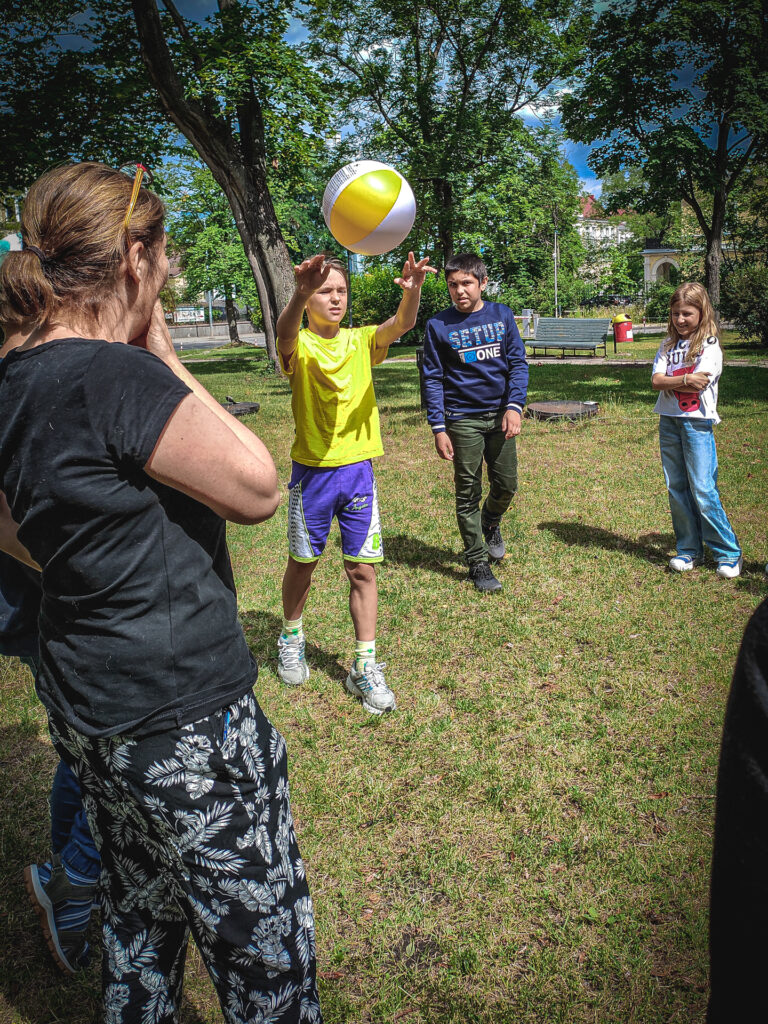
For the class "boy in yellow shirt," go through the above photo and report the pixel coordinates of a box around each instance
[277,251,434,713]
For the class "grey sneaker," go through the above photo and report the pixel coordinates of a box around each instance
[468,560,502,592]
[277,635,310,686]
[716,556,743,579]
[345,662,396,715]
[482,519,506,561]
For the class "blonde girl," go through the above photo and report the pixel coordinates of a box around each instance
[651,282,742,577]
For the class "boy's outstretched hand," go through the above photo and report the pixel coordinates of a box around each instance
[394,252,437,291]
[294,253,332,296]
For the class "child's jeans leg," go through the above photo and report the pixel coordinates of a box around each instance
[482,414,518,524]
[659,416,704,558]
[447,416,487,565]
[50,760,101,881]
[677,419,741,562]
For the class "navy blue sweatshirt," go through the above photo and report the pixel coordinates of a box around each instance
[422,300,529,432]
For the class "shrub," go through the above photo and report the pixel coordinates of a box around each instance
[721,264,768,346]
[644,282,676,321]
[349,266,448,342]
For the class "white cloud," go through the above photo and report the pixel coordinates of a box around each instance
[580,177,603,197]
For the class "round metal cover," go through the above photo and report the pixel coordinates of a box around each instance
[221,400,260,418]
[527,400,598,421]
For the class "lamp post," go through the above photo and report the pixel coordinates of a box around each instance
[552,203,560,318]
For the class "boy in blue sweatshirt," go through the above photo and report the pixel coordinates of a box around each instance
[423,254,528,592]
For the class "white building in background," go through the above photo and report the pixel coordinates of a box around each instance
[641,239,680,286]
[575,195,633,245]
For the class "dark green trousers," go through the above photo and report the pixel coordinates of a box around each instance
[446,412,518,565]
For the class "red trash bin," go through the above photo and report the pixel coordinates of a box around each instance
[612,314,633,344]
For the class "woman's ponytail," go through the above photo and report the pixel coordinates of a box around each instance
[0,247,56,327]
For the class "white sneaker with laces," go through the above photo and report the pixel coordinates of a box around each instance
[345,661,396,715]
[277,634,310,686]
[669,554,702,573]
[716,556,743,579]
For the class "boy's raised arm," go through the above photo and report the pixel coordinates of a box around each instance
[374,252,436,351]
[277,254,331,360]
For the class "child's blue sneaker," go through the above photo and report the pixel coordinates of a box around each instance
[669,554,702,573]
[24,854,98,973]
[716,556,743,579]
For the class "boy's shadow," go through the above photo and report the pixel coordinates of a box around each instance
[538,521,674,564]
[383,534,465,581]
[238,609,348,679]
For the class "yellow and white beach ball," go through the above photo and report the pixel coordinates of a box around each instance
[322,160,416,256]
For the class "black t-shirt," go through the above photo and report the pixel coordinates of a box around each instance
[0,338,256,737]
[0,550,41,659]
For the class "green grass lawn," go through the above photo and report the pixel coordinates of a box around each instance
[1,358,766,1023]
[602,330,768,364]
[381,330,768,365]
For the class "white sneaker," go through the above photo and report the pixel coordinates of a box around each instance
[277,635,309,686]
[669,554,702,572]
[345,662,396,715]
[716,556,743,579]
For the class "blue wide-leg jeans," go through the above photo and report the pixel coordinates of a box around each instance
[658,415,741,563]
[21,654,100,882]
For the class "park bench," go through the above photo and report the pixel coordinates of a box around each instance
[526,317,612,358]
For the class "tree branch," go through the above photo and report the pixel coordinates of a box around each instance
[131,0,234,167]
[680,170,710,240]
[726,136,757,193]
[331,49,412,146]
[160,0,203,73]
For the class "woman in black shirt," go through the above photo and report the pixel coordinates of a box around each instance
[0,163,321,1024]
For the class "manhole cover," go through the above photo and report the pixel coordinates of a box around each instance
[221,400,260,418]
[527,400,598,421]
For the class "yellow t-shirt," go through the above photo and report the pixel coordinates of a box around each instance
[280,325,387,467]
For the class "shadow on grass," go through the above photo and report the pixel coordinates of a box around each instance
[182,354,284,388]
[383,533,465,581]
[540,523,768,590]
[538,521,675,565]
[735,565,768,597]
[239,608,348,680]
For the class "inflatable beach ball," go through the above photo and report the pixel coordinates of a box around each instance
[322,161,416,256]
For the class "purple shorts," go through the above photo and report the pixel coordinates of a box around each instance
[287,460,383,563]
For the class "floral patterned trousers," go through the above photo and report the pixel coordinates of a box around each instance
[48,690,322,1024]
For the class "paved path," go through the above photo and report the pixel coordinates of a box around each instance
[176,335,767,370]
[382,356,768,368]
[173,335,264,352]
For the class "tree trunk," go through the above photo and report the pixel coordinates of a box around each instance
[704,178,729,315]
[130,0,293,371]
[704,189,726,315]
[433,177,454,266]
[224,289,240,346]
[211,163,293,369]
[704,238,722,316]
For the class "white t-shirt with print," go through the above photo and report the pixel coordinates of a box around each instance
[652,335,722,424]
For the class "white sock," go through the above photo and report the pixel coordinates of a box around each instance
[355,639,375,671]
[282,617,303,642]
